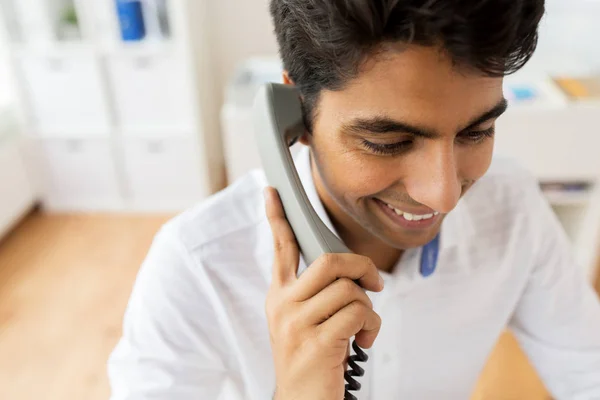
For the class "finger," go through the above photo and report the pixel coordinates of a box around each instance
[300,278,373,326]
[343,341,350,371]
[264,186,300,285]
[292,253,383,301]
[317,301,381,349]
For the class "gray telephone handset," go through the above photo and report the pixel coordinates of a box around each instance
[253,83,351,266]
[253,82,367,399]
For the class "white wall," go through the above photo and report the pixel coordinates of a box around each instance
[206,0,278,106]
[529,0,600,74]
[203,0,600,108]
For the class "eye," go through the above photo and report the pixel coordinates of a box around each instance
[361,139,413,155]
[458,126,495,144]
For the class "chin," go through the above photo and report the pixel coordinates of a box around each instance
[374,221,443,250]
[391,233,439,249]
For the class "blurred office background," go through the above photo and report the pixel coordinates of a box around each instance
[0,0,599,399]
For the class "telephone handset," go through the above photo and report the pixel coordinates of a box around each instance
[254,83,368,400]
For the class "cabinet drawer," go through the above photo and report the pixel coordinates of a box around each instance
[107,55,196,132]
[37,138,121,211]
[121,137,208,211]
[18,54,111,133]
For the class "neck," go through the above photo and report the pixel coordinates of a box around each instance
[309,152,403,274]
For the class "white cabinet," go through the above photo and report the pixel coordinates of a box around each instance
[0,135,36,239]
[0,0,222,212]
[496,105,600,181]
[11,0,84,44]
[17,52,111,135]
[121,136,207,211]
[77,0,119,46]
[36,137,122,211]
[11,0,55,43]
[107,54,196,134]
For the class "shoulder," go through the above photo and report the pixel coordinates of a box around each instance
[456,155,549,254]
[464,154,542,214]
[158,168,269,255]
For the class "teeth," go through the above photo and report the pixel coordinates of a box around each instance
[384,202,439,221]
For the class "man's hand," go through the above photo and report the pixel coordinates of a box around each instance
[263,187,384,400]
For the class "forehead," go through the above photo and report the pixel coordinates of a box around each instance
[317,45,504,130]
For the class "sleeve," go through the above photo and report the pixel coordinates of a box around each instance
[508,186,600,400]
[107,225,241,399]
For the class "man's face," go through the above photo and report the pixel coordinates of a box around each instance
[299,45,506,250]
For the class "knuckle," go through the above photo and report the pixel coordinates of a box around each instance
[374,311,382,326]
[369,308,382,324]
[349,300,368,319]
[265,289,288,322]
[273,239,286,254]
[280,315,302,338]
[274,237,294,254]
[360,255,377,270]
[318,252,339,268]
[336,278,356,296]
[336,279,372,308]
[315,326,334,348]
[265,294,279,321]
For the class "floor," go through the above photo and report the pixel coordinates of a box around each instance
[0,211,591,399]
[0,211,170,400]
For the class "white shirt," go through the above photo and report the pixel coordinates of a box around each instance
[107,146,600,400]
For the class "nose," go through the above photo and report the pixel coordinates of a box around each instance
[404,143,461,214]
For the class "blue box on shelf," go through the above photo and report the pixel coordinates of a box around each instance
[116,0,146,42]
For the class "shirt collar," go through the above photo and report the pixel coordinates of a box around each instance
[294,146,342,275]
[295,146,340,237]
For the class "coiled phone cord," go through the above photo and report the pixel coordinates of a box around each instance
[344,339,368,400]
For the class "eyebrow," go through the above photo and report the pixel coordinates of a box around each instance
[342,98,509,139]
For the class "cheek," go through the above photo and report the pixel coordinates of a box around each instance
[458,139,495,181]
[314,138,397,200]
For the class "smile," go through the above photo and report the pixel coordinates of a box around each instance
[382,202,439,221]
[373,198,441,230]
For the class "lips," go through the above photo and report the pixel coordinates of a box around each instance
[382,201,439,221]
[373,198,440,229]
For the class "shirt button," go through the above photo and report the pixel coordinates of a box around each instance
[383,354,392,364]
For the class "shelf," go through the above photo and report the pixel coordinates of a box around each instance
[544,190,593,206]
[102,39,177,58]
[2,0,176,58]
[541,180,595,206]
[10,41,97,58]
[27,127,110,139]
[503,76,570,111]
[116,125,197,139]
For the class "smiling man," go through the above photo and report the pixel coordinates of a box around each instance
[107,1,600,399]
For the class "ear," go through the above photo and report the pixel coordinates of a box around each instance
[282,71,310,146]
[282,70,294,85]
[298,132,311,146]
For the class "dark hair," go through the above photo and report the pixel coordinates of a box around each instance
[269,0,545,130]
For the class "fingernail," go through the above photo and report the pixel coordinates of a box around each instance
[378,274,385,289]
